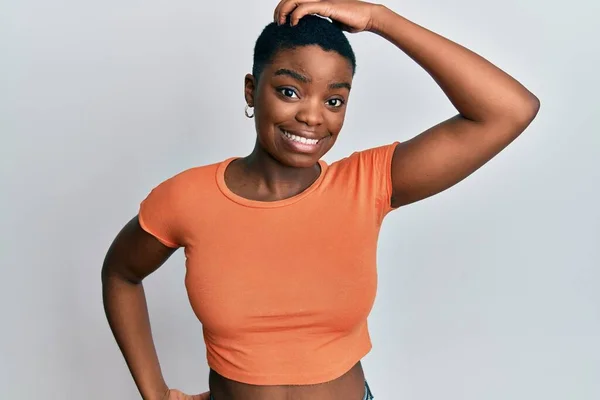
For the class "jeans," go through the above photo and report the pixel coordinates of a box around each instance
[363,380,374,399]
[208,380,374,399]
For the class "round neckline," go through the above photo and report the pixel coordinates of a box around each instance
[216,157,329,208]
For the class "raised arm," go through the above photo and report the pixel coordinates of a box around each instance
[102,216,177,400]
[370,6,540,207]
[274,0,540,208]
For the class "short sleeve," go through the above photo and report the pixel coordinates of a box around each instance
[355,141,400,220]
[138,176,183,248]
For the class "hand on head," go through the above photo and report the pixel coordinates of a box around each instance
[273,0,379,33]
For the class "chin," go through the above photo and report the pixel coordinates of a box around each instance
[274,151,322,169]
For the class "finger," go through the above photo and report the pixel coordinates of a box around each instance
[192,392,211,400]
[274,0,296,24]
[273,0,287,23]
[289,2,332,26]
[278,0,321,25]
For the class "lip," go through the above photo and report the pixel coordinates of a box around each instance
[280,127,327,141]
[279,127,326,154]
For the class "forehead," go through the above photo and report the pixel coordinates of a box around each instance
[266,45,353,82]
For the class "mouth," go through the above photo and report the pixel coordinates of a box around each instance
[280,128,325,145]
[279,128,326,154]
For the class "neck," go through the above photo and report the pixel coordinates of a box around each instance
[240,141,321,196]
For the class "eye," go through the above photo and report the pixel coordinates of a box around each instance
[327,98,345,108]
[278,87,298,98]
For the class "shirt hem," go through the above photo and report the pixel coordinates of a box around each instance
[207,342,372,386]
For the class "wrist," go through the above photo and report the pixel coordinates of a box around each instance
[368,4,401,36]
[143,384,169,400]
[368,4,390,34]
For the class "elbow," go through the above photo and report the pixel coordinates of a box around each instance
[493,91,540,130]
[526,92,541,120]
[515,91,541,127]
[480,91,540,129]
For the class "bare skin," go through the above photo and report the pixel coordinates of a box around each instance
[102,1,539,399]
[209,363,366,400]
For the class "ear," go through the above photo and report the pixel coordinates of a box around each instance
[244,74,256,107]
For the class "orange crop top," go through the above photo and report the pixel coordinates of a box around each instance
[138,142,399,385]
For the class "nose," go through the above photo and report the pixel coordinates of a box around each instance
[295,98,324,127]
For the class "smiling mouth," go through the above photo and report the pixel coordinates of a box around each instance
[280,129,322,145]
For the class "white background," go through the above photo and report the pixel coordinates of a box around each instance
[1,0,599,398]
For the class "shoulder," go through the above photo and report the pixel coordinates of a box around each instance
[324,143,400,217]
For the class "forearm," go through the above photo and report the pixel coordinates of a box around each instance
[371,5,539,124]
[102,273,168,400]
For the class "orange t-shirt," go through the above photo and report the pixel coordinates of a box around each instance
[138,142,399,385]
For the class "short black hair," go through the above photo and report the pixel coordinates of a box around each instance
[252,15,357,81]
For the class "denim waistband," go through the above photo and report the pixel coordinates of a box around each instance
[364,380,374,400]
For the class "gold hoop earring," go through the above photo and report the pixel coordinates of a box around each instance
[245,105,255,118]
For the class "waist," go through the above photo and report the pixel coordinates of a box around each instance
[208,361,371,400]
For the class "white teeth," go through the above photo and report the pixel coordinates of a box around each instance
[283,130,319,145]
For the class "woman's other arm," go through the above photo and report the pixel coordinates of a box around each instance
[369,6,540,207]
[102,216,177,400]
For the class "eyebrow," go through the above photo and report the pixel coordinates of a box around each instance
[329,82,352,91]
[274,68,352,91]
[274,68,309,83]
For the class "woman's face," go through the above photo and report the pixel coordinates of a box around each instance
[245,45,354,168]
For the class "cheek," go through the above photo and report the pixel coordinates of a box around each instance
[327,111,347,135]
[256,93,293,127]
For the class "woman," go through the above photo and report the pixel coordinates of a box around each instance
[102,1,540,399]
